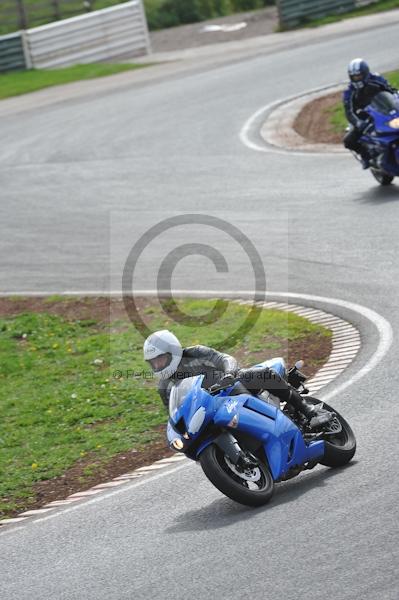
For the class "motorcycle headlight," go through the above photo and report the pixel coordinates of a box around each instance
[171,438,184,450]
[388,118,399,129]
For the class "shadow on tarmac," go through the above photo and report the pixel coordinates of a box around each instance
[356,184,398,205]
[166,462,357,533]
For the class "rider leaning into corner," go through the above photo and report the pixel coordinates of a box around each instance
[143,330,333,430]
[343,58,397,169]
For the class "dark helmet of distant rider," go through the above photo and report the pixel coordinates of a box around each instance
[348,58,370,90]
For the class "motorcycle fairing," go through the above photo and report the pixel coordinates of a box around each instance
[212,394,324,480]
[360,94,399,176]
[253,357,287,379]
[166,369,325,481]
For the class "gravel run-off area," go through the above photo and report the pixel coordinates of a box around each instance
[149,7,278,53]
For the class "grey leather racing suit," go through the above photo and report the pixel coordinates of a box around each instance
[157,345,304,414]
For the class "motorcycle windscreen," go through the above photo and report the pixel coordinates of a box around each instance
[369,91,399,115]
[169,376,201,419]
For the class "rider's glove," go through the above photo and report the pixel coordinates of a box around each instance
[357,119,370,132]
[218,373,235,387]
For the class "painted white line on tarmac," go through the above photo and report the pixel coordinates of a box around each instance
[0,290,267,297]
[269,291,393,403]
[0,461,192,536]
[238,83,345,156]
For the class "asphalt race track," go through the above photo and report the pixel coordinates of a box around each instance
[1,13,399,600]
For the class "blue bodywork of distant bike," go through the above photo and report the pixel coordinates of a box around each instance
[358,91,399,178]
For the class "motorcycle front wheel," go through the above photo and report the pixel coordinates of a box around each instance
[370,168,394,186]
[200,444,274,507]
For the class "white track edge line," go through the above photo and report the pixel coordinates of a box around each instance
[239,83,346,156]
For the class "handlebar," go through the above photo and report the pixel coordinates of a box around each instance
[209,377,238,395]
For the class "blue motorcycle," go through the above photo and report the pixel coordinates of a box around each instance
[357,90,399,185]
[167,358,356,507]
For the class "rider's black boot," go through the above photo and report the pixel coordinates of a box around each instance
[288,389,333,430]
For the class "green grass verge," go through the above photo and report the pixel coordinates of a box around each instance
[0,299,330,515]
[293,0,399,30]
[0,63,150,100]
[328,69,399,134]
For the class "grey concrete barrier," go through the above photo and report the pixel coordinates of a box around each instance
[24,0,150,70]
[355,0,379,6]
[277,0,356,28]
[0,31,28,72]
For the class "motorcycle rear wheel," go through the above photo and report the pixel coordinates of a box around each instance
[307,397,356,468]
[370,168,394,186]
[200,444,274,507]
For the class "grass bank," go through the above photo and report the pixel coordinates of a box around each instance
[0,296,331,517]
[0,63,149,100]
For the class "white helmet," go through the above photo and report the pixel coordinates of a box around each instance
[143,330,183,380]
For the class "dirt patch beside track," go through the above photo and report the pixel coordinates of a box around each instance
[149,7,278,53]
[293,90,344,144]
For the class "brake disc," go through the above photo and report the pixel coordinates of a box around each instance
[324,416,343,435]
[224,456,261,482]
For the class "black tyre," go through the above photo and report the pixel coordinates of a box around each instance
[199,444,274,507]
[307,397,356,468]
[371,168,394,186]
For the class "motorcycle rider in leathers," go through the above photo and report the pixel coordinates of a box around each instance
[143,329,332,430]
[343,58,397,169]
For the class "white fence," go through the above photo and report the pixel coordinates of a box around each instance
[25,0,150,69]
